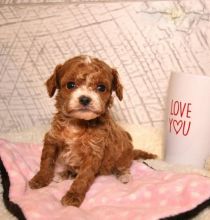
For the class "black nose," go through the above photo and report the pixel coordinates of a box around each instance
[79,95,91,106]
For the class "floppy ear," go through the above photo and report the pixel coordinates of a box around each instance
[112,69,123,101]
[45,64,63,97]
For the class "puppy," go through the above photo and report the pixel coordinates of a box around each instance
[29,55,157,207]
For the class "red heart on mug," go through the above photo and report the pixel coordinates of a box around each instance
[173,120,183,134]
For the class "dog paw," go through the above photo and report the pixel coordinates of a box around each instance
[117,173,131,184]
[53,175,64,183]
[53,170,75,183]
[61,192,84,207]
[29,173,52,189]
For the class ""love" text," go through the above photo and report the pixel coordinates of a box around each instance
[168,100,192,136]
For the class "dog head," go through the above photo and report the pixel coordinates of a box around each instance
[46,55,123,120]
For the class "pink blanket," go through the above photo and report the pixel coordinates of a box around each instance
[1,139,210,220]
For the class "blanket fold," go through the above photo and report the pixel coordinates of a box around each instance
[1,139,210,220]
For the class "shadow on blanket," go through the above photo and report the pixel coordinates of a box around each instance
[1,139,210,220]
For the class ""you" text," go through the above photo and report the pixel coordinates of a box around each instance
[168,100,192,136]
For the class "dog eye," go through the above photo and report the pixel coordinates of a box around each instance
[97,84,106,92]
[66,82,76,89]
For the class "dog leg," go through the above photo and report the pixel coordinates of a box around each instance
[116,169,131,184]
[115,147,133,184]
[61,156,101,207]
[29,142,57,189]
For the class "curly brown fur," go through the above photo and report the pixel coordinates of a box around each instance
[29,55,157,207]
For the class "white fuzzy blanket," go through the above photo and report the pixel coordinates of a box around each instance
[1,124,210,219]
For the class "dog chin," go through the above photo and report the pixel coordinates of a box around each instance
[70,110,99,120]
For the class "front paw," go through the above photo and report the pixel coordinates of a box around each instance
[29,172,52,189]
[117,173,131,184]
[61,192,84,207]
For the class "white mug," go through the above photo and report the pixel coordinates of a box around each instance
[165,72,210,168]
